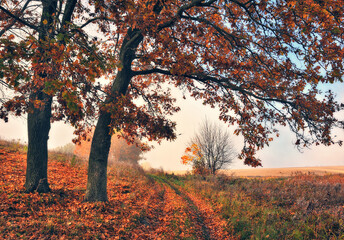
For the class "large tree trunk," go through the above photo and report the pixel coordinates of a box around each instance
[24,0,77,193]
[84,28,143,201]
[23,0,57,193]
[25,91,52,193]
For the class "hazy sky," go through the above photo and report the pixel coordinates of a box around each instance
[0,83,343,170]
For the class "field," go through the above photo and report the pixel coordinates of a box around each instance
[1,139,344,239]
[170,166,344,177]
[222,166,344,177]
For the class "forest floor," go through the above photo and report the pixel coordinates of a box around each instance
[0,140,230,239]
[1,139,344,239]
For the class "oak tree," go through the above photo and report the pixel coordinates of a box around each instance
[1,0,343,202]
[84,0,344,201]
[0,0,107,192]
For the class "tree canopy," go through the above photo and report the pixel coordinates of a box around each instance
[1,0,343,200]
[88,0,344,167]
[0,0,108,130]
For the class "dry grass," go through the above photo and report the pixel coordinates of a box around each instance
[222,166,344,177]
[179,173,344,239]
[170,166,344,177]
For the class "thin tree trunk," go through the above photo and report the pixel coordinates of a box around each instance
[84,111,112,201]
[84,28,143,201]
[25,91,52,192]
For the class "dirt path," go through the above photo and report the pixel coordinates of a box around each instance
[1,143,232,239]
[151,175,231,240]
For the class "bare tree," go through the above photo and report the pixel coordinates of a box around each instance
[191,119,236,175]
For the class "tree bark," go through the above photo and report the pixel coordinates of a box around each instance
[24,0,58,193]
[25,91,52,192]
[84,70,134,201]
[24,0,77,193]
[84,111,112,201]
[84,28,143,201]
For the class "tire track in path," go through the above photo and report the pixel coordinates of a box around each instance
[152,175,231,240]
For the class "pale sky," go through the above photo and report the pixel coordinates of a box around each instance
[0,83,343,171]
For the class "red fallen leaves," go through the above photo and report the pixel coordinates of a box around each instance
[0,142,232,239]
[180,188,231,240]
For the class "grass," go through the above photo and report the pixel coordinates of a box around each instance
[1,139,344,239]
[178,173,344,239]
[0,139,27,153]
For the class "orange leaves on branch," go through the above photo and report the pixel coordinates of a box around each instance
[181,155,192,165]
[181,143,210,175]
[181,143,202,165]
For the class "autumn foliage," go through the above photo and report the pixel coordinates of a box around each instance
[181,144,202,165]
[1,0,343,168]
[182,143,211,175]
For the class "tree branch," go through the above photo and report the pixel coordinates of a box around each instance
[61,0,77,27]
[0,3,39,32]
[157,0,211,31]
[76,16,118,29]
[132,67,294,106]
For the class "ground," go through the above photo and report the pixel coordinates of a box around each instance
[1,140,344,239]
[0,140,230,239]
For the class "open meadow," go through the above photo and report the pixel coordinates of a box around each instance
[170,166,344,178]
[1,140,344,239]
[221,166,344,177]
